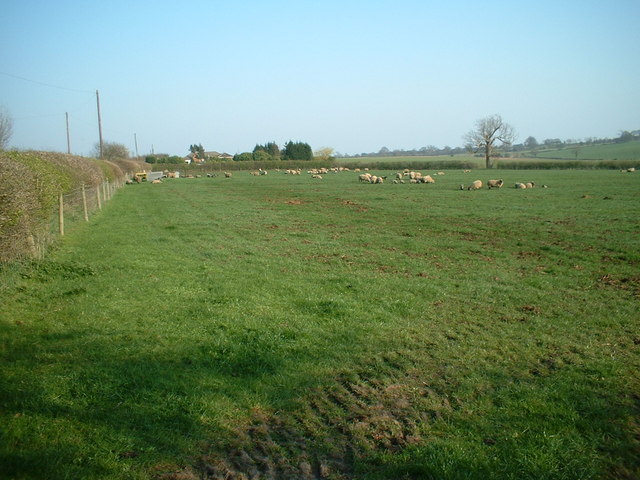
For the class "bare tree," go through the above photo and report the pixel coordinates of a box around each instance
[91,141,129,160]
[464,114,515,168]
[0,106,13,150]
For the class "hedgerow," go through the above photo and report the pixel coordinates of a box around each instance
[0,151,143,263]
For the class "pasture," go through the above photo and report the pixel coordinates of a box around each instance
[1,168,638,479]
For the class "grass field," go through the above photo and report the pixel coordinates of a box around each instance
[527,141,640,162]
[1,169,639,479]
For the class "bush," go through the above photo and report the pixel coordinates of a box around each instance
[252,150,273,162]
[234,152,254,162]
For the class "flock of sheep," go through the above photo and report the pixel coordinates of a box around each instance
[219,167,546,190]
[139,166,557,191]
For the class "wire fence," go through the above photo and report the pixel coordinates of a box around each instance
[28,178,126,259]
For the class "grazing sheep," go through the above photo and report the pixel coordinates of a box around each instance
[463,169,471,173]
[151,179,162,184]
[359,173,372,182]
[515,183,527,189]
[250,171,259,176]
[627,167,636,173]
[487,179,504,189]
[525,182,535,188]
[468,180,483,190]
[423,175,435,183]
[374,176,384,184]
[224,172,232,178]
[311,174,323,179]
[396,172,404,180]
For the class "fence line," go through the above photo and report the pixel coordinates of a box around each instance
[28,178,125,259]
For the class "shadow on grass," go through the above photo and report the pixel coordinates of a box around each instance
[0,322,307,479]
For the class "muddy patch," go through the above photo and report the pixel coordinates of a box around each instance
[159,354,451,479]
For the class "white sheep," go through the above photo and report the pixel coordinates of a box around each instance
[468,180,483,190]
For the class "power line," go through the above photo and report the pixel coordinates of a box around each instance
[0,71,93,94]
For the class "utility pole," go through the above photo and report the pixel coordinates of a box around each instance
[65,112,71,154]
[96,90,103,158]
[134,133,139,158]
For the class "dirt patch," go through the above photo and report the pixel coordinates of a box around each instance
[163,354,451,479]
[339,199,368,212]
[598,274,640,297]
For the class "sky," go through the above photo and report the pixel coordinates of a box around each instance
[1,0,639,157]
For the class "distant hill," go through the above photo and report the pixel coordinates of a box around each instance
[526,140,640,161]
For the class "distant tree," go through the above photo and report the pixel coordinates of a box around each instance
[252,150,272,162]
[189,143,205,159]
[617,131,634,143]
[314,147,335,162]
[544,138,563,147]
[464,115,515,168]
[0,106,13,150]
[254,141,280,158]
[233,152,253,161]
[282,141,313,161]
[524,136,539,149]
[378,146,390,156]
[92,141,129,160]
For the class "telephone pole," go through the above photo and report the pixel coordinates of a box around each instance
[65,112,71,154]
[134,133,139,158]
[96,90,103,158]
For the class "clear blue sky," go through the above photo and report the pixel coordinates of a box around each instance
[2,0,639,157]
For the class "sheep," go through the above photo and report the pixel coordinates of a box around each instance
[525,182,535,188]
[151,179,162,184]
[224,172,232,178]
[515,182,527,189]
[463,169,471,173]
[259,168,268,175]
[421,175,435,184]
[374,176,384,184]
[359,173,372,182]
[311,174,323,179]
[627,167,636,173]
[487,179,504,189]
[250,171,260,176]
[395,172,403,180]
[467,180,483,190]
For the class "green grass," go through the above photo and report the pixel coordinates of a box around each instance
[1,169,639,479]
[529,140,640,161]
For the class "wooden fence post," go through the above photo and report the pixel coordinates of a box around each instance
[58,193,64,236]
[97,184,102,210]
[82,184,89,221]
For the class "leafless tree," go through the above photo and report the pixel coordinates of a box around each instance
[464,114,515,168]
[91,141,129,160]
[0,106,13,150]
